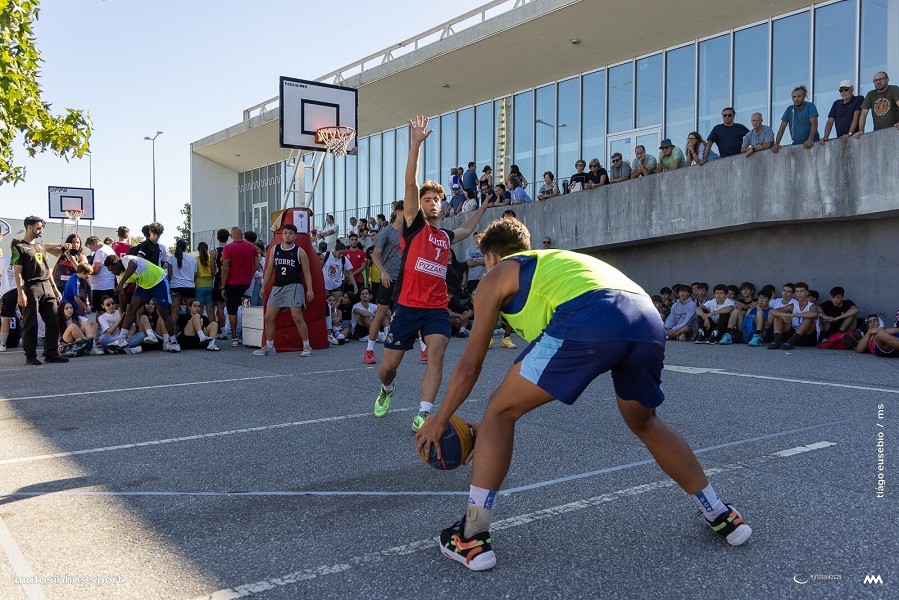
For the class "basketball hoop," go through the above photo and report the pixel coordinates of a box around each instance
[0,218,10,240]
[315,126,356,156]
[64,209,83,223]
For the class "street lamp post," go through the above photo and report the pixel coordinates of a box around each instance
[535,119,567,178]
[144,131,163,222]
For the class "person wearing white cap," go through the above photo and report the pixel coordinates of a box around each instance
[821,80,864,143]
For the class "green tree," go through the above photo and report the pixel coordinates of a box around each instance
[0,0,92,184]
[176,202,191,244]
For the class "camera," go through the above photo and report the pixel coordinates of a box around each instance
[69,248,79,256]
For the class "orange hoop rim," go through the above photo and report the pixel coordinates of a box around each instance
[64,209,84,222]
[315,126,356,156]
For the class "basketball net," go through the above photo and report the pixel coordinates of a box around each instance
[315,126,356,156]
[64,210,83,235]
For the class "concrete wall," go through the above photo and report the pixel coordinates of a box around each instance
[190,153,238,248]
[445,128,899,320]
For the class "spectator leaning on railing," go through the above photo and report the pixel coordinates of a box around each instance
[741,113,775,156]
[774,85,819,153]
[854,71,899,137]
[821,80,864,143]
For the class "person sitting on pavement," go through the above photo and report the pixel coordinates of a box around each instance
[694,284,735,344]
[97,295,144,354]
[176,299,220,351]
[847,314,899,357]
[766,281,818,350]
[664,284,697,341]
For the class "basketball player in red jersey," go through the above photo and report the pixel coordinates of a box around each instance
[374,115,488,431]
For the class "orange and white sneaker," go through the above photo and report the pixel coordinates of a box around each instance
[439,518,496,571]
[501,336,517,349]
[363,349,376,364]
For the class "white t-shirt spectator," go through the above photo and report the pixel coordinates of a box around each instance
[351,301,375,329]
[321,224,339,252]
[769,297,799,310]
[703,298,735,322]
[321,252,348,291]
[89,244,117,290]
[461,198,478,213]
[167,253,197,288]
[98,309,121,335]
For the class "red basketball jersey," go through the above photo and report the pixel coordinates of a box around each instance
[396,212,455,309]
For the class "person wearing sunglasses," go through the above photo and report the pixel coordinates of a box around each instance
[821,80,863,143]
[701,107,749,164]
[541,237,553,248]
[607,153,631,183]
[585,159,608,189]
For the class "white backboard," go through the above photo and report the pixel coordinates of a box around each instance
[279,76,358,153]
[48,186,95,220]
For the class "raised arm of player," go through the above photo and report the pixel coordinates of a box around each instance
[404,115,433,226]
[452,201,489,243]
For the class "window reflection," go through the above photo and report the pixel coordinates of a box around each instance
[665,45,695,154]
[357,137,368,211]
[772,12,810,145]
[381,129,395,205]
[513,91,534,187]
[582,71,606,166]
[458,108,474,170]
[535,84,557,181]
[608,62,633,133]
[557,77,580,180]
[636,54,663,128]
[440,113,457,186]
[814,1,856,115]
[698,34,731,137]
[475,103,493,173]
[424,117,439,183]
[369,133,381,208]
[734,24,769,126]
[394,126,407,203]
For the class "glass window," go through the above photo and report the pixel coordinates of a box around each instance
[323,155,334,215]
[860,0,890,131]
[369,132,381,213]
[535,84,557,181]
[698,34,731,137]
[440,113,457,187]
[581,70,606,170]
[424,116,439,184]
[457,107,474,169]
[356,137,368,214]
[513,90,534,187]
[772,12,811,145]
[733,24,769,126]
[814,1,857,116]
[335,153,345,214]
[395,125,408,202]
[608,62,633,133]
[474,102,493,173]
[665,44,696,154]
[557,77,580,183]
[636,54,663,128]
[345,154,357,215]
[381,129,395,206]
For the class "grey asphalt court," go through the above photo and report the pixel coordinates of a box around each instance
[0,336,896,600]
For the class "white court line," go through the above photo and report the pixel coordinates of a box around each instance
[188,440,836,600]
[0,406,419,466]
[0,514,46,600]
[0,375,288,402]
[665,364,899,394]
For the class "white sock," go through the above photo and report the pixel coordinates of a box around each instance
[460,327,469,334]
[420,401,434,413]
[198,332,208,342]
[366,339,376,351]
[145,328,154,336]
[419,338,427,351]
[163,334,170,343]
[692,483,727,520]
[117,330,128,340]
[325,315,332,329]
[0,332,8,346]
[381,382,395,393]
[266,340,274,349]
[303,340,311,349]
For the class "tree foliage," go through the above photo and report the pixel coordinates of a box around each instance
[176,202,191,244]
[0,0,92,184]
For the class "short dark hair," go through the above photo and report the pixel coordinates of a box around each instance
[216,228,230,243]
[829,286,845,297]
[349,233,359,239]
[758,289,773,300]
[148,222,164,235]
[244,231,258,243]
[783,282,795,291]
[794,281,809,291]
[468,162,476,168]
[85,235,101,246]
[24,215,45,227]
[660,287,672,295]
[479,217,530,258]
[697,282,709,291]
[334,241,346,250]
[727,285,739,295]
[543,171,554,180]
[376,213,386,221]
[740,282,756,292]
[117,226,130,238]
[103,255,120,268]
[501,209,516,218]
[713,284,728,293]
[494,183,506,191]
[282,223,297,233]
[808,289,819,301]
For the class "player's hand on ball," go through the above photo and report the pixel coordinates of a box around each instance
[415,415,444,461]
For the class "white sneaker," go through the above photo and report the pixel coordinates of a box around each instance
[0,344,6,352]
[376,331,386,343]
[206,339,220,351]
[169,342,181,353]
[493,328,503,336]
[114,337,129,348]
[144,330,159,344]
[299,348,312,357]
[124,346,143,355]
[328,335,338,345]
[89,346,105,356]
[163,340,172,352]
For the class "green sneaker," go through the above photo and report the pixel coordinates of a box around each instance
[374,385,394,417]
[411,410,430,432]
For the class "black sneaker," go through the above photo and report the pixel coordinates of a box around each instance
[766,338,782,350]
[694,334,706,345]
[26,357,42,366]
[45,354,70,364]
[439,517,497,571]
[781,341,795,351]
[705,504,752,546]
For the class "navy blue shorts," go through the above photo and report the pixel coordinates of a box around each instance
[384,305,451,351]
[135,278,172,309]
[513,290,666,408]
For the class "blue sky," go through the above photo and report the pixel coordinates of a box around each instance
[0,0,488,241]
